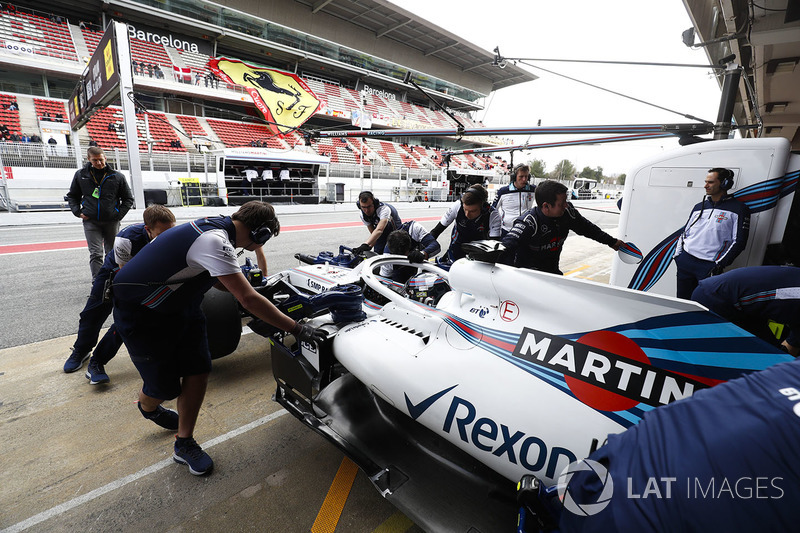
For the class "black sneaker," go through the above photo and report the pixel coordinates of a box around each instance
[85,359,110,385]
[63,349,90,373]
[173,437,214,476]
[137,402,179,431]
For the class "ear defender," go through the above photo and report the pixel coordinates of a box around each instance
[250,223,273,245]
[720,169,734,190]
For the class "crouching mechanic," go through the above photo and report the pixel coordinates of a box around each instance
[429,184,501,263]
[112,201,324,476]
[352,191,402,255]
[500,180,622,274]
[379,221,441,283]
[691,265,800,355]
[63,205,176,385]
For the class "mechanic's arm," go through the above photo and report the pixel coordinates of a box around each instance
[217,272,296,331]
[569,204,621,250]
[418,232,441,259]
[254,246,268,274]
[364,218,389,248]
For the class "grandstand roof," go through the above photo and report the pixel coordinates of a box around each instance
[291,0,535,93]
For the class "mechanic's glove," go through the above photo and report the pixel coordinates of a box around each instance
[352,243,372,255]
[291,321,326,345]
[407,249,425,263]
[709,264,725,276]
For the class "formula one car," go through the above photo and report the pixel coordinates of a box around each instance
[247,244,793,531]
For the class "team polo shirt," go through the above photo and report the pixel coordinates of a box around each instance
[113,216,241,314]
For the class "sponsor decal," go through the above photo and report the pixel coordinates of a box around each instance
[405,385,577,479]
[779,387,800,418]
[512,328,709,410]
[500,300,519,322]
[469,306,489,318]
[221,243,236,260]
[208,58,320,136]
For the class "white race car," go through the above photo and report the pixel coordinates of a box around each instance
[251,245,793,531]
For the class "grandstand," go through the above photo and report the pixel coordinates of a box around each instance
[0,0,534,209]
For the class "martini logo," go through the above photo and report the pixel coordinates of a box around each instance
[557,459,614,516]
[208,58,320,136]
[512,328,709,411]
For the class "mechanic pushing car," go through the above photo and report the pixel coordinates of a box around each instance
[352,190,402,255]
[112,201,325,476]
[62,205,176,384]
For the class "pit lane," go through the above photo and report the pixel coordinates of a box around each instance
[0,201,620,532]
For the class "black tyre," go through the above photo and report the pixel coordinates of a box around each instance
[201,288,242,359]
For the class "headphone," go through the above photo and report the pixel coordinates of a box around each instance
[249,222,273,245]
[719,168,734,190]
[356,192,381,209]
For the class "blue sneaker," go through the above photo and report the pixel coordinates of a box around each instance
[138,402,179,431]
[85,358,110,385]
[173,437,214,475]
[63,349,90,373]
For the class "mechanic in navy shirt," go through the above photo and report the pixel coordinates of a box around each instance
[62,205,176,382]
[379,221,441,283]
[112,201,324,476]
[429,184,501,263]
[352,191,402,255]
[692,265,800,355]
[500,180,622,274]
[559,356,800,533]
[673,167,750,299]
[64,204,175,378]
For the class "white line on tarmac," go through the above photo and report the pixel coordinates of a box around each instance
[0,409,290,533]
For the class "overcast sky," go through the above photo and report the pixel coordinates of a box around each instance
[391,0,723,176]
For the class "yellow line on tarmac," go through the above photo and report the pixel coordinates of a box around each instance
[311,457,359,533]
[373,511,415,532]
[563,264,590,277]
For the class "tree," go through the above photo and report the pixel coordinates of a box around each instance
[552,159,576,181]
[579,166,595,180]
[617,173,626,186]
[529,159,547,179]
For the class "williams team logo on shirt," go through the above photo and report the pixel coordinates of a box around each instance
[715,213,729,223]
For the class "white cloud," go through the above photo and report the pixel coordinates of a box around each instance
[390,0,723,175]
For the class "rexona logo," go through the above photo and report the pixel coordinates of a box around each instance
[512,328,709,411]
[405,386,576,479]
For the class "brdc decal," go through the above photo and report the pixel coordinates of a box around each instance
[512,328,709,411]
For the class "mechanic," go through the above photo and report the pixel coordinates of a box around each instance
[429,184,501,263]
[500,180,622,275]
[352,191,402,255]
[63,205,177,383]
[558,356,800,533]
[691,265,800,355]
[673,167,750,299]
[112,201,325,476]
[66,146,135,279]
[379,221,442,283]
[492,163,535,235]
